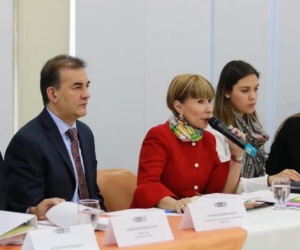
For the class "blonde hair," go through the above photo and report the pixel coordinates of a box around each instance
[166,74,214,113]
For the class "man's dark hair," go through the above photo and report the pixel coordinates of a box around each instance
[40,55,86,105]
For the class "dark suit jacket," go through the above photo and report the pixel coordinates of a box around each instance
[0,152,6,210]
[266,117,300,175]
[4,108,106,212]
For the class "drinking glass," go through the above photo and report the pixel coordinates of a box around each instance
[78,199,101,229]
[272,177,291,210]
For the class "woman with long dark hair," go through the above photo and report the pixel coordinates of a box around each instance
[213,60,300,190]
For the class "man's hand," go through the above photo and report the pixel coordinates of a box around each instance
[28,198,65,220]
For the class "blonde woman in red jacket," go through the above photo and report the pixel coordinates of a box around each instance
[131,74,244,213]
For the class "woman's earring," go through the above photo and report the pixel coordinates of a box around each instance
[225,95,230,99]
[179,114,184,120]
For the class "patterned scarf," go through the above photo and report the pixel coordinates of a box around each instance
[233,111,269,178]
[169,113,203,142]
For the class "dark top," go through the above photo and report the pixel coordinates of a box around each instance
[0,151,6,210]
[4,108,106,212]
[265,117,300,175]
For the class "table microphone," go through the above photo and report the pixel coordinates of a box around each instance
[208,117,257,156]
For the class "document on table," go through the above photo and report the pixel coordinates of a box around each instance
[193,192,275,209]
[240,190,275,204]
[0,211,37,245]
[45,201,108,231]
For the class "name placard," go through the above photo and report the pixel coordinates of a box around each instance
[21,224,99,250]
[103,210,174,247]
[179,197,248,231]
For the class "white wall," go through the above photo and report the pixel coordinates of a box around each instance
[0,0,13,154]
[276,0,300,129]
[20,0,288,176]
[17,0,70,128]
[0,0,70,155]
[76,0,300,174]
[76,0,213,172]
[2,1,299,173]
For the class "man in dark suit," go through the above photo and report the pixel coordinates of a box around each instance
[1,151,60,216]
[4,55,106,219]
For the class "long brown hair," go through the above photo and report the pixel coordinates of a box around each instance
[214,60,260,126]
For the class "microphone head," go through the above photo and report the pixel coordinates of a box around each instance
[208,117,220,128]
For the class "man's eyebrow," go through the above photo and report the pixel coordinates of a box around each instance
[73,82,83,86]
[73,81,90,86]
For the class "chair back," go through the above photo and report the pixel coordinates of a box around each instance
[97,168,137,212]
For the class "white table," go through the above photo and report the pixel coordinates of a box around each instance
[242,191,300,250]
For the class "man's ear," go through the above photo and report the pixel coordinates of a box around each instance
[46,87,58,103]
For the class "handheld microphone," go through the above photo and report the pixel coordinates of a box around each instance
[208,117,257,156]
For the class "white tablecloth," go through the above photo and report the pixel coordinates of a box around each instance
[242,190,300,250]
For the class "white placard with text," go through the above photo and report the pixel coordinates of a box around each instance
[103,210,174,247]
[179,197,248,232]
[21,224,99,250]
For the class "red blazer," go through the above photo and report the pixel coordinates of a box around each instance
[131,122,229,208]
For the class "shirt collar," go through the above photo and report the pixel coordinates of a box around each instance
[46,107,77,135]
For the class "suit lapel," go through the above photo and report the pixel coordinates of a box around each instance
[77,123,90,176]
[76,122,95,194]
[40,108,75,177]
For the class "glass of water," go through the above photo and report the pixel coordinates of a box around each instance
[78,199,101,229]
[272,177,291,210]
